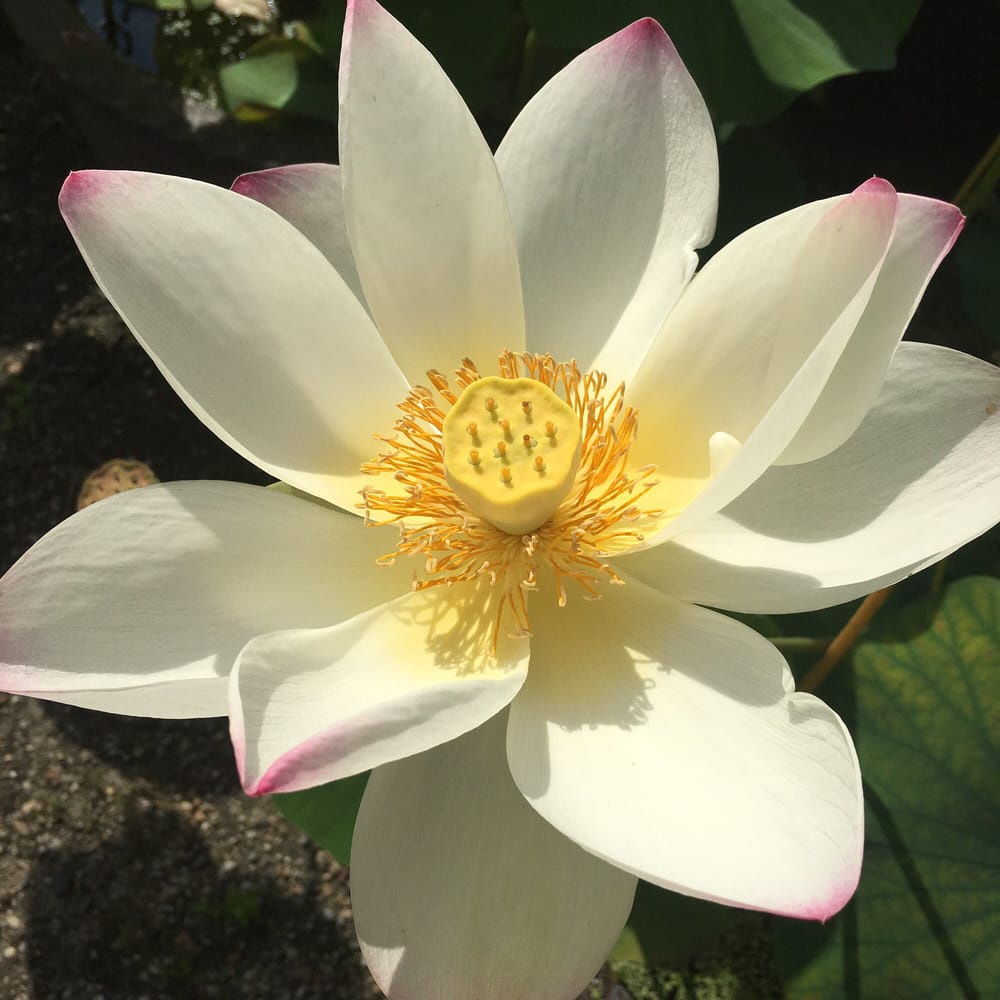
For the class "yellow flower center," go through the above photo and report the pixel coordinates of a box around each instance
[441,376,582,535]
[360,352,663,651]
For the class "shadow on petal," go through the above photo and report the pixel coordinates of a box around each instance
[512,575,793,800]
[726,353,995,543]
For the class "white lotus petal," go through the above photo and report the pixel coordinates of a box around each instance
[779,193,964,464]
[352,711,637,1000]
[496,18,716,387]
[0,482,407,717]
[618,343,1000,613]
[231,580,529,794]
[507,580,863,919]
[630,179,897,543]
[60,170,406,510]
[339,0,524,383]
[231,162,367,308]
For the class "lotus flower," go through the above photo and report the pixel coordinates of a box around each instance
[2,1,998,996]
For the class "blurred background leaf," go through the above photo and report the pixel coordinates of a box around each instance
[218,35,339,121]
[613,882,736,967]
[956,214,1000,348]
[131,0,215,10]
[522,0,922,124]
[304,0,521,119]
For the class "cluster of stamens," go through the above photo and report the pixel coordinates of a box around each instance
[359,352,663,652]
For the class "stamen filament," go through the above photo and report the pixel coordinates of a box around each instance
[359,352,663,652]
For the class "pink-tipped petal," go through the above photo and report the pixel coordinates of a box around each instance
[230,581,529,795]
[778,192,965,464]
[60,169,406,511]
[495,16,717,388]
[0,482,407,718]
[507,578,863,920]
[352,711,637,999]
[231,162,367,308]
[339,0,524,383]
[630,178,898,545]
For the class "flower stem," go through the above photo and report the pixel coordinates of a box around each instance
[799,587,895,693]
[770,636,832,654]
[953,133,1000,217]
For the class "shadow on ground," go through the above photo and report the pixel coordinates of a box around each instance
[25,804,369,1000]
[39,704,239,796]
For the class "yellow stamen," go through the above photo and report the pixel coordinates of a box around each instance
[359,352,662,653]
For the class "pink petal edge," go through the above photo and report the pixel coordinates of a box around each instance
[58,168,106,216]
[240,721,354,797]
[790,870,861,923]
[230,162,335,200]
[596,15,680,66]
[903,191,966,253]
[231,165,288,199]
[848,174,897,204]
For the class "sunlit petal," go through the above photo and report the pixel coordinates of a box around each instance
[339,0,524,383]
[631,178,897,543]
[352,711,637,999]
[779,194,964,464]
[0,483,406,717]
[496,18,716,387]
[508,580,863,919]
[231,582,529,794]
[60,169,406,510]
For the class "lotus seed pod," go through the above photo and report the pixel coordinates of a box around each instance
[76,458,159,511]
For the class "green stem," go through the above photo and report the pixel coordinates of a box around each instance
[800,587,895,693]
[953,133,1000,218]
[770,636,833,654]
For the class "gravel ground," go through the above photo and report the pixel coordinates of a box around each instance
[0,696,375,999]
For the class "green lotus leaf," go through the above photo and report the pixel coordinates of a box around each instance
[522,0,922,124]
[272,771,369,865]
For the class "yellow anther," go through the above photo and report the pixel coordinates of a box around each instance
[466,421,478,437]
[362,352,661,650]
[442,375,581,535]
[426,369,448,391]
